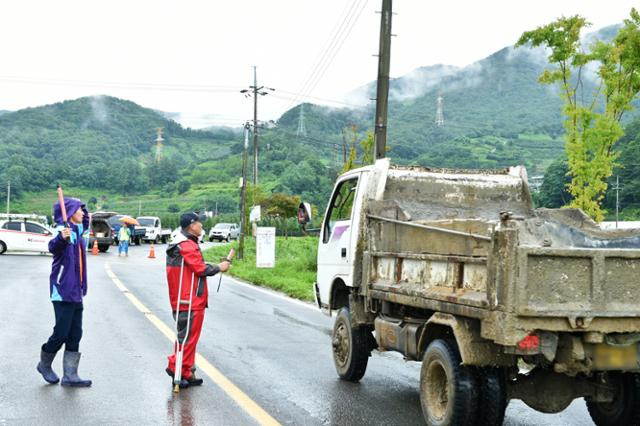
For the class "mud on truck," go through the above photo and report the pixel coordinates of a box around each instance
[315,159,640,426]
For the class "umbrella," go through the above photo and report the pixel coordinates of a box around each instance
[119,216,139,226]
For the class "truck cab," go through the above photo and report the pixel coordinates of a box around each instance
[137,216,170,244]
[316,166,373,312]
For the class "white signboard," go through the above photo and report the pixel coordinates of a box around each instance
[256,227,276,268]
[250,205,261,223]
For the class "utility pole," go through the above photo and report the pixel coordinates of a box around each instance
[238,122,250,260]
[240,67,274,186]
[296,103,307,138]
[374,0,393,160]
[6,181,9,216]
[252,66,259,185]
[435,93,444,126]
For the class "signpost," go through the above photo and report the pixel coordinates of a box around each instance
[256,227,275,268]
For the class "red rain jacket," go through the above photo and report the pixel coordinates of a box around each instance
[166,231,220,311]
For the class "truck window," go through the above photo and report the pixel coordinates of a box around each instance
[2,221,21,231]
[323,178,358,243]
[25,223,47,234]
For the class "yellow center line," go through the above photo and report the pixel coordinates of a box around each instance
[104,262,281,426]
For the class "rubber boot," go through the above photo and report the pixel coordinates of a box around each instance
[60,351,92,387]
[36,347,60,384]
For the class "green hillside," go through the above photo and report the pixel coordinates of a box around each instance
[2,25,638,219]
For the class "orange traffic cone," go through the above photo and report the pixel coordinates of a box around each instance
[91,240,99,256]
[148,243,156,259]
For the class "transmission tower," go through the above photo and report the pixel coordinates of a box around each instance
[296,104,307,138]
[435,93,444,127]
[155,127,164,162]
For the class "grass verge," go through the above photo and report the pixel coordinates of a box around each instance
[203,236,318,301]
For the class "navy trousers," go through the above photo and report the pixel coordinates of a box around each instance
[42,301,83,354]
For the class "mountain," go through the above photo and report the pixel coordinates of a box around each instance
[276,25,634,175]
[2,25,638,218]
[0,96,236,196]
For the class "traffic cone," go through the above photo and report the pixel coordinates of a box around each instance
[91,240,99,256]
[148,243,156,259]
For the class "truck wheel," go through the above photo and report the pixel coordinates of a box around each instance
[225,235,230,242]
[420,339,478,426]
[98,244,109,253]
[155,235,160,244]
[209,237,214,242]
[0,241,6,255]
[475,367,507,426]
[332,306,370,382]
[586,373,640,426]
[162,236,167,244]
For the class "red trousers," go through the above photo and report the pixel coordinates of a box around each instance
[167,309,205,379]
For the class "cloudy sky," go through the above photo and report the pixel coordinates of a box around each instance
[0,0,637,128]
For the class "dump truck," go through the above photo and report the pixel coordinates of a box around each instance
[315,159,640,426]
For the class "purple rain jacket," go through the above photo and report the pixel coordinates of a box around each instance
[48,197,89,303]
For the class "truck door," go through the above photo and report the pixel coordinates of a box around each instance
[317,176,360,306]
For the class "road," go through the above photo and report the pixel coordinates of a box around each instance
[0,242,595,425]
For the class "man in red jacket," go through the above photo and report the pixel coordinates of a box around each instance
[165,212,231,388]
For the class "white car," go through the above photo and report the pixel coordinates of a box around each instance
[208,223,239,242]
[0,220,55,255]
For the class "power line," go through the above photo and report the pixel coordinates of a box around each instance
[286,0,369,110]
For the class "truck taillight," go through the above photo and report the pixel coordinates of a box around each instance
[517,334,540,351]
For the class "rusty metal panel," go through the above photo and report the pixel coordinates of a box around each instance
[519,254,593,315]
[604,258,640,311]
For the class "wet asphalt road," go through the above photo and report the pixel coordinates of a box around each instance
[0,243,595,425]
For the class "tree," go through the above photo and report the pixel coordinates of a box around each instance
[538,157,572,208]
[517,9,640,221]
[262,193,301,218]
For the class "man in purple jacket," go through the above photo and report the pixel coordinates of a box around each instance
[36,197,92,387]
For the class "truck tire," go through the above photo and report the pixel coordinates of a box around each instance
[209,236,214,242]
[332,306,370,382]
[420,339,478,426]
[162,235,167,244]
[155,235,160,244]
[586,373,640,426]
[0,241,6,255]
[98,244,109,253]
[474,368,507,426]
[225,234,230,242]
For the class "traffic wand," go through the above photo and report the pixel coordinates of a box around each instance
[217,248,235,293]
[57,184,69,228]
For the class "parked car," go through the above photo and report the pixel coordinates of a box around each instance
[208,223,239,242]
[89,212,114,252]
[137,216,171,244]
[108,215,146,245]
[0,219,55,255]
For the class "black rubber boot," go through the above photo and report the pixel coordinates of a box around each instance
[186,371,203,386]
[37,348,60,384]
[60,351,92,387]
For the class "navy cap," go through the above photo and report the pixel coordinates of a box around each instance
[180,212,206,229]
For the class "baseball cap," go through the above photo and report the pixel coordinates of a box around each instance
[180,212,206,229]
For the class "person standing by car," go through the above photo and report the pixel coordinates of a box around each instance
[36,197,92,387]
[118,224,130,257]
[165,212,231,388]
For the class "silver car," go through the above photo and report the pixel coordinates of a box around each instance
[208,223,239,242]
